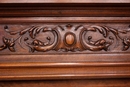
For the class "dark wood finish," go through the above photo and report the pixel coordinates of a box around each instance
[0,0,129,3]
[1,7,130,17]
[0,1,130,87]
[0,23,130,53]
[0,79,130,87]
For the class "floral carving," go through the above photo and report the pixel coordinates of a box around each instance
[0,37,15,52]
[80,25,114,51]
[0,24,130,52]
[123,38,130,51]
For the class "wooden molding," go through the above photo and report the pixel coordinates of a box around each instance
[0,3,130,81]
[0,53,130,80]
[0,22,130,53]
[0,0,130,3]
[0,17,130,23]
[0,7,130,17]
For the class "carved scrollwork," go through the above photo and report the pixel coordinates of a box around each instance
[0,24,130,52]
[80,25,116,51]
[23,27,59,52]
[1,26,59,52]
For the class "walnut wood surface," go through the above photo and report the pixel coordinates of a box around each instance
[0,1,130,87]
[0,79,130,87]
[0,21,130,80]
[0,6,130,17]
[0,23,130,53]
[0,0,130,3]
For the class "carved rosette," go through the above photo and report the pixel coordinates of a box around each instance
[0,24,130,52]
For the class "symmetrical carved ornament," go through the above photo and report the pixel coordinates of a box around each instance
[0,24,130,52]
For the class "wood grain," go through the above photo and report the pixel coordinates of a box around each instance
[0,79,130,87]
[0,17,130,23]
[0,54,130,80]
[0,2,130,87]
[0,6,130,17]
[0,0,130,3]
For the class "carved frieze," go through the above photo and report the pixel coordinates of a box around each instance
[0,24,130,53]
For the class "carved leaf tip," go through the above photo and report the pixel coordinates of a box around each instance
[123,38,130,51]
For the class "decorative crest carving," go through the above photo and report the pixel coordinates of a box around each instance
[0,24,130,52]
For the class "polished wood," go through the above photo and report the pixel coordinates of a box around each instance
[0,0,130,3]
[0,53,130,80]
[0,79,130,87]
[0,22,130,53]
[0,6,130,17]
[0,17,130,23]
[0,1,130,87]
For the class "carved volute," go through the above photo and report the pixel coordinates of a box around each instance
[0,24,130,53]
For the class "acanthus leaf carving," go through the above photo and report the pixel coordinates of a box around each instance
[0,24,130,53]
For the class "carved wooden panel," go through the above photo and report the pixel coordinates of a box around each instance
[0,23,130,54]
[0,22,130,81]
[0,2,130,86]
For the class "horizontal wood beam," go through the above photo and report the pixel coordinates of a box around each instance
[0,0,130,3]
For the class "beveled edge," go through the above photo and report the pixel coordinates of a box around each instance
[0,0,130,3]
[0,17,130,23]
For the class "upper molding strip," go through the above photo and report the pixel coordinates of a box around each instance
[0,17,130,23]
[0,0,130,7]
[0,0,130,3]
